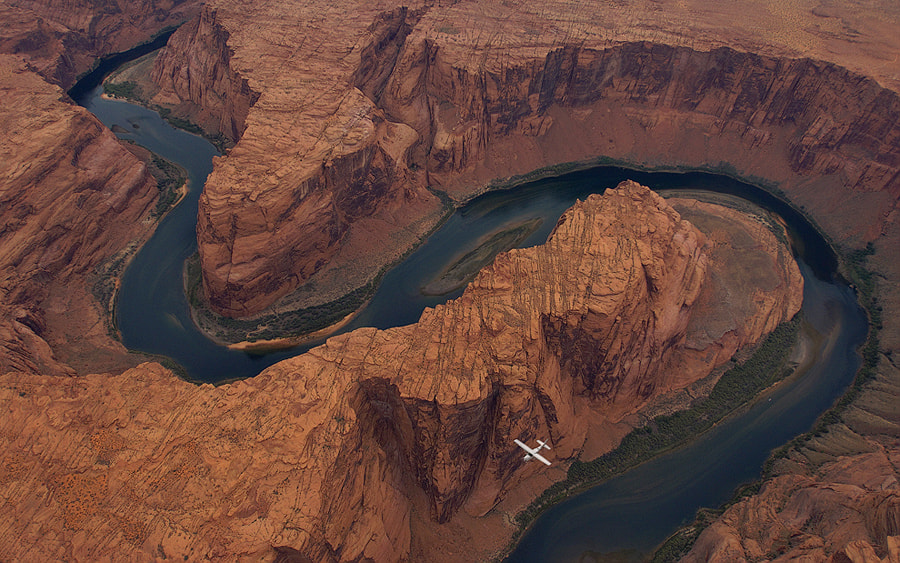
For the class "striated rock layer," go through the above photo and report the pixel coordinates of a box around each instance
[684,448,900,562]
[0,0,198,88]
[149,0,900,318]
[0,54,159,375]
[0,182,803,561]
[0,0,201,377]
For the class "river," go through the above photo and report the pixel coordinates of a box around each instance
[72,60,866,561]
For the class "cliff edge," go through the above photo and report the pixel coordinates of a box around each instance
[148,0,900,319]
[0,182,802,561]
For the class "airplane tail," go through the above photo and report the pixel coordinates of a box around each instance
[537,440,551,451]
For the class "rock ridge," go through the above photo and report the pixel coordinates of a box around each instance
[0,182,803,560]
[0,54,159,376]
[153,1,900,318]
[0,0,198,87]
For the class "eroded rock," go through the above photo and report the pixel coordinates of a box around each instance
[0,182,803,560]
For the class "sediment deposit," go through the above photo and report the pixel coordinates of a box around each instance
[0,182,802,560]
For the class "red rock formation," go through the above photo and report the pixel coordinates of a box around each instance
[0,0,198,87]
[150,6,259,142]
[684,450,900,562]
[0,55,158,375]
[1,1,899,560]
[0,182,803,560]
[153,0,899,318]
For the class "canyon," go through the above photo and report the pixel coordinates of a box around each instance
[0,182,803,560]
[147,0,900,320]
[1,0,899,560]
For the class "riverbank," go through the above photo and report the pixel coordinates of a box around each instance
[498,313,803,561]
[102,49,232,152]
[225,308,364,352]
[651,249,878,562]
[88,145,187,338]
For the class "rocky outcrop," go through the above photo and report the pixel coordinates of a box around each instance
[0,0,198,87]
[150,6,259,142]
[154,0,900,318]
[0,182,803,560]
[684,449,900,562]
[404,42,900,200]
[154,2,443,316]
[0,55,158,375]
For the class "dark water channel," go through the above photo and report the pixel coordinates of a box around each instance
[506,263,866,562]
[73,57,866,561]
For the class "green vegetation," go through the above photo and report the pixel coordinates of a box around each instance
[103,80,140,100]
[156,107,231,152]
[760,243,881,476]
[90,242,140,338]
[496,314,801,560]
[650,507,722,562]
[185,253,378,343]
[149,154,186,218]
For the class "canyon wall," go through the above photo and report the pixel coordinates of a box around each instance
[0,0,198,87]
[151,0,900,318]
[0,54,160,375]
[151,2,444,316]
[683,447,900,562]
[1,0,899,560]
[0,182,803,561]
[150,6,258,142]
[142,2,900,557]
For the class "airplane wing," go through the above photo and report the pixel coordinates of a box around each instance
[531,451,552,466]
[514,439,552,466]
[514,439,535,455]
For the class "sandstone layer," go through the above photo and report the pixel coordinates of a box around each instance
[147,0,900,318]
[2,0,900,561]
[0,182,802,561]
[0,54,161,375]
[149,6,900,554]
[0,0,202,377]
[0,0,198,88]
[684,446,900,562]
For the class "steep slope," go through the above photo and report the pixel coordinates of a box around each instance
[0,55,159,375]
[0,0,198,88]
[684,449,900,562]
[0,182,803,561]
[149,0,900,318]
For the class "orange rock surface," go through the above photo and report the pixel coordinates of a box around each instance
[0,182,803,560]
[0,55,160,375]
[0,0,198,87]
[684,449,900,562]
[148,0,900,317]
[1,0,900,560]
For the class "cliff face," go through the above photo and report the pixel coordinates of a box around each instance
[0,55,159,375]
[152,2,442,317]
[150,6,259,142]
[0,182,803,561]
[398,42,900,198]
[152,0,900,318]
[0,0,198,87]
[684,450,900,562]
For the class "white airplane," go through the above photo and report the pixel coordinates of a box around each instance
[514,438,552,466]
